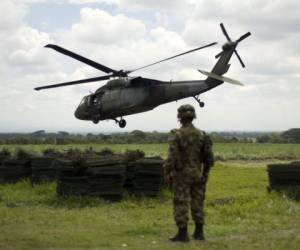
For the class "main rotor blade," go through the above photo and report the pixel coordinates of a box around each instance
[236,32,251,43]
[34,75,112,91]
[129,42,217,73]
[234,50,245,68]
[220,23,232,42]
[45,44,117,74]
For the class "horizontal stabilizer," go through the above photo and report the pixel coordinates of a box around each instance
[198,69,244,86]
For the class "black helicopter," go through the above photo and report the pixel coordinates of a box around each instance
[35,23,251,128]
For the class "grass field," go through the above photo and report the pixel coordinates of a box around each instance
[0,163,300,249]
[0,143,300,249]
[1,143,300,161]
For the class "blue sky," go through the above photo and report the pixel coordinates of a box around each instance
[25,1,183,35]
[0,0,299,133]
[26,3,82,32]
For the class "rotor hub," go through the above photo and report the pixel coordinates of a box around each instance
[222,42,235,51]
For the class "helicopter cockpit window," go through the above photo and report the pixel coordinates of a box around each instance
[82,95,99,107]
[86,96,91,105]
[87,96,93,106]
[79,97,86,106]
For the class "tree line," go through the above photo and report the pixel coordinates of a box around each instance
[0,128,299,145]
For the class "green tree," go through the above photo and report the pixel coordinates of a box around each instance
[281,128,300,143]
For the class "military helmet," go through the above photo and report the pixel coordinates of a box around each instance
[177,104,196,120]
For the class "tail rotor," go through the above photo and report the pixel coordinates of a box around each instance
[216,23,251,68]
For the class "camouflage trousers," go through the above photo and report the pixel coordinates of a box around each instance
[172,172,209,228]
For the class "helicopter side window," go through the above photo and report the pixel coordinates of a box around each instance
[92,97,98,105]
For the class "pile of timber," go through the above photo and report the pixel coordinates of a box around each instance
[267,161,300,190]
[0,149,165,201]
[30,157,57,184]
[85,156,126,201]
[0,159,31,184]
[55,158,87,196]
[56,155,164,200]
[125,158,164,197]
[56,156,126,201]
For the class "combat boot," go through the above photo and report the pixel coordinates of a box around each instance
[193,223,205,240]
[169,226,190,242]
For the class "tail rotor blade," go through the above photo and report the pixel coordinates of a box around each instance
[217,23,250,68]
[237,32,251,43]
[234,50,245,68]
[220,23,232,42]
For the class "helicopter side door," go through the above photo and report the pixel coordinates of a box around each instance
[120,85,150,114]
[101,88,121,113]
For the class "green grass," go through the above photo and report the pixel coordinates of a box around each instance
[0,163,300,249]
[1,143,300,161]
[214,143,300,161]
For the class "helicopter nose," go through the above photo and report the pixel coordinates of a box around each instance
[74,107,82,119]
[74,105,87,120]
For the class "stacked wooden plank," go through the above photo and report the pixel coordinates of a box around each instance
[56,155,164,200]
[85,156,126,201]
[30,157,58,184]
[125,158,164,197]
[0,159,31,184]
[0,148,165,201]
[55,158,87,196]
[267,161,300,190]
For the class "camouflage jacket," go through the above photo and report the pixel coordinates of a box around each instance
[164,123,214,180]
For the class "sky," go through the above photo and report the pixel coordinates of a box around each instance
[0,0,299,133]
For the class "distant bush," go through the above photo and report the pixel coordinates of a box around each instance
[0,148,11,161]
[124,149,145,162]
[281,128,300,143]
[98,148,115,156]
[15,148,33,160]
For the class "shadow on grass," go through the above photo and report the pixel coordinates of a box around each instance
[269,186,300,201]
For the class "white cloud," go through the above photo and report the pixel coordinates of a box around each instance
[67,7,145,44]
[183,0,300,41]
[117,0,193,11]
[0,0,27,31]
[14,0,119,4]
[67,0,118,4]
[7,26,50,66]
[0,1,55,73]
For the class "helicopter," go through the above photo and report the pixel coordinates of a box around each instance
[35,23,251,128]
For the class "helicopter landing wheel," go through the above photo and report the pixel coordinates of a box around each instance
[92,118,99,124]
[119,119,126,128]
[193,95,205,108]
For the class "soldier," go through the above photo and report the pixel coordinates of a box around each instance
[164,104,214,242]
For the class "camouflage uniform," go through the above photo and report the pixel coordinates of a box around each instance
[164,112,214,229]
